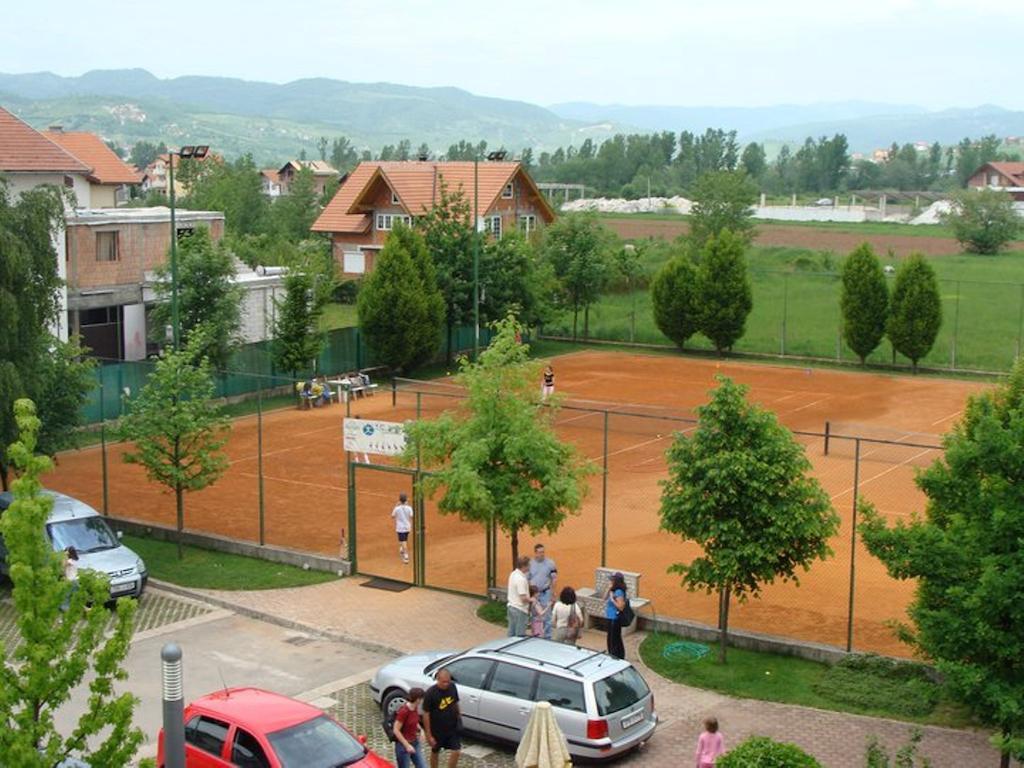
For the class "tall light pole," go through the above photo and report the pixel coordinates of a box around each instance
[473,155,480,359]
[167,144,209,349]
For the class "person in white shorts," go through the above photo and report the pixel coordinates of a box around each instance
[392,492,414,564]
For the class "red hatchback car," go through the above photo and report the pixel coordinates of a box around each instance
[156,687,393,768]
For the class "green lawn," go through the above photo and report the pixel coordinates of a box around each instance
[639,633,973,728]
[549,245,1024,373]
[124,534,339,590]
[477,600,508,626]
[320,302,358,330]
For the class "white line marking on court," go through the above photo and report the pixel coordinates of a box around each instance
[559,411,598,426]
[588,435,665,462]
[830,447,937,501]
[930,410,961,427]
[788,396,831,413]
[772,392,803,403]
[230,425,342,465]
[237,472,344,492]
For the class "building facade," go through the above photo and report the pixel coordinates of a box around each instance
[967,162,1024,201]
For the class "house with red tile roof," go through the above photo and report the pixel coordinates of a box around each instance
[278,159,339,197]
[141,151,220,198]
[43,126,142,207]
[967,162,1024,201]
[312,159,555,276]
[260,168,282,197]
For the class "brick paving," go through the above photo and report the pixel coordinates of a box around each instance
[173,579,1004,767]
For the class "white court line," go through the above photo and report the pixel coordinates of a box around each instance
[830,446,937,502]
[237,472,344,492]
[930,410,962,427]
[587,435,665,463]
[787,396,831,414]
[772,392,803,403]
[230,425,342,465]
[558,411,600,426]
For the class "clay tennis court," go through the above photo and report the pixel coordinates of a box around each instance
[43,350,987,656]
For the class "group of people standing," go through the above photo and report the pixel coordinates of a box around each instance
[389,668,463,768]
[505,544,632,660]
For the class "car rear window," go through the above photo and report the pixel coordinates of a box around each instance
[592,666,650,716]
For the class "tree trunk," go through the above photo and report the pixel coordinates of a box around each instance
[0,464,7,492]
[717,586,731,664]
[584,304,590,340]
[175,483,184,560]
[999,749,1010,768]
[572,306,579,342]
[510,527,519,566]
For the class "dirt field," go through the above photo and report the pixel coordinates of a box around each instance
[44,352,987,656]
[602,218,975,257]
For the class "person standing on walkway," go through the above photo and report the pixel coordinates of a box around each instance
[506,555,531,637]
[528,543,557,639]
[695,717,725,767]
[393,687,427,768]
[392,492,414,564]
[604,571,628,659]
[552,586,584,644]
[423,669,461,768]
[541,365,555,400]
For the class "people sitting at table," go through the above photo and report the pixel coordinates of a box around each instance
[318,376,333,406]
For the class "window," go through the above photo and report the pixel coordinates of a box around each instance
[535,674,585,713]
[96,231,119,262]
[593,667,650,716]
[391,190,401,205]
[484,215,502,238]
[486,662,536,699]
[63,175,75,188]
[175,226,195,242]
[267,715,365,768]
[376,214,412,231]
[444,657,494,690]
[343,251,366,274]
[502,182,514,199]
[518,215,537,234]
[232,728,271,768]
[184,715,229,757]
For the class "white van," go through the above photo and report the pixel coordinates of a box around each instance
[0,490,147,599]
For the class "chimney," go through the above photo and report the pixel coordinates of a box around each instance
[49,124,63,133]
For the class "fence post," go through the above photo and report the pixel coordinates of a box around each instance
[415,471,425,588]
[100,378,109,516]
[951,280,960,370]
[347,459,357,568]
[846,439,861,652]
[1017,284,1024,360]
[781,273,789,356]
[824,420,831,456]
[416,392,422,420]
[601,411,609,567]
[257,384,265,547]
[391,377,397,408]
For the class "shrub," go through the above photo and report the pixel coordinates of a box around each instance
[333,278,361,304]
[941,188,1021,254]
[717,736,822,768]
[812,654,941,717]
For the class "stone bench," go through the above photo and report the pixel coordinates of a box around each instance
[576,567,649,636]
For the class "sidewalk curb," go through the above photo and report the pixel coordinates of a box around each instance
[149,580,403,660]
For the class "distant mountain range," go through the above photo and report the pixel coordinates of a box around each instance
[1,69,1021,164]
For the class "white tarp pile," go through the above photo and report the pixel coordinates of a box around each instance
[561,196,692,215]
[909,200,953,225]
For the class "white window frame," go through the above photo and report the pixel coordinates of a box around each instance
[518,214,537,234]
[343,250,366,274]
[485,215,502,238]
[376,213,412,231]
[502,182,514,199]
[391,190,400,205]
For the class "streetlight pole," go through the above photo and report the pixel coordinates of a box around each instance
[473,155,480,360]
[167,145,209,350]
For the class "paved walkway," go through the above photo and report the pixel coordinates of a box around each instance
[168,578,1001,767]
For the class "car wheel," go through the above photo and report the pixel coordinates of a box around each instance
[382,688,408,717]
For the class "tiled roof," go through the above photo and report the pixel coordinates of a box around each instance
[44,129,142,185]
[0,106,91,174]
[986,162,1024,185]
[312,160,554,233]
[261,169,280,183]
[280,159,338,177]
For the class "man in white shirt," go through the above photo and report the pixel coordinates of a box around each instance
[506,556,531,637]
[391,492,414,564]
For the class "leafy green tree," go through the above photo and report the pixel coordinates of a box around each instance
[404,316,593,563]
[660,376,838,662]
[479,230,554,328]
[717,736,822,768]
[697,230,753,354]
[271,271,326,380]
[0,399,141,767]
[149,226,243,369]
[128,140,167,171]
[272,165,319,240]
[687,170,758,251]
[840,243,889,363]
[543,212,611,340]
[650,254,700,349]
[119,333,230,559]
[860,362,1024,767]
[740,142,767,180]
[417,179,474,362]
[942,188,1022,254]
[886,254,941,373]
[358,222,443,372]
[35,337,97,458]
[330,136,360,173]
[181,154,269,237]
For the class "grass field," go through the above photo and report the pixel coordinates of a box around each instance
[549,245,1024,372]
[320,302,358,330]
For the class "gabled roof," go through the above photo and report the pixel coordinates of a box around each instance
[43,129,142,185]
[0,106,91,174]
[261,169,280,183]
[980,161,1024,186]
[279,159,338,177]
[312,160,555,233]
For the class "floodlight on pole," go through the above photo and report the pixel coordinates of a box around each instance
[168,143,210,350]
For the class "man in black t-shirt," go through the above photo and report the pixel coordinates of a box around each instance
[422,668,461,768]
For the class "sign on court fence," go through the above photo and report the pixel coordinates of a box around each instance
[344,418,407,456]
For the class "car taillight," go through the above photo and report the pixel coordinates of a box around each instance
[587,718,608,739]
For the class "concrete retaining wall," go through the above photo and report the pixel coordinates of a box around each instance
[109,516,352,576]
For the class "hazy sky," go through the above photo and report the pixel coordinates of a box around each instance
[2,0,1020,109]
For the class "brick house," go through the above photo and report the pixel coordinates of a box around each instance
[312,160,555,277]
[43,126,141,207]
[967,162,1024,201]
[277,159,338,197]
[141,152,219,197]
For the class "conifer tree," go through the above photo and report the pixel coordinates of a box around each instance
[840,243,889,363]
[697,230,753,354]
[886,254,941,372]
[651,254,701,349]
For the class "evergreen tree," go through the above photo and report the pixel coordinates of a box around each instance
[697,230,753,354]
[358,222,443,372]
[0,400,142,766]
[271,271,326,380]
[886,254,941,373]
[650,254,701,349]
[840,243,889,363]
[660,376,837,663]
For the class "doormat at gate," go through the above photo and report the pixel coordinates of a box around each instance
[360,577,412,592]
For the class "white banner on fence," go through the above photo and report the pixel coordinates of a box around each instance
[343,418,407,456]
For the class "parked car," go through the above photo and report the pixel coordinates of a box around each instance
[370,636,657,761]
[156,687,393,768]
[0,490,147,600]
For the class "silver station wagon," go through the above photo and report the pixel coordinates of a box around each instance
[370,637,657,761]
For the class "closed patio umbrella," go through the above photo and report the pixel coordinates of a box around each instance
[515,701,572,768]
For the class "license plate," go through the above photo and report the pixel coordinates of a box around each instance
[621,709,644,729]
[111,582,134,594]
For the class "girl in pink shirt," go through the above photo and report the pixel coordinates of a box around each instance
[695,717,725,767]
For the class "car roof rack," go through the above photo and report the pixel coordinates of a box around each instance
[475,637,602,678]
